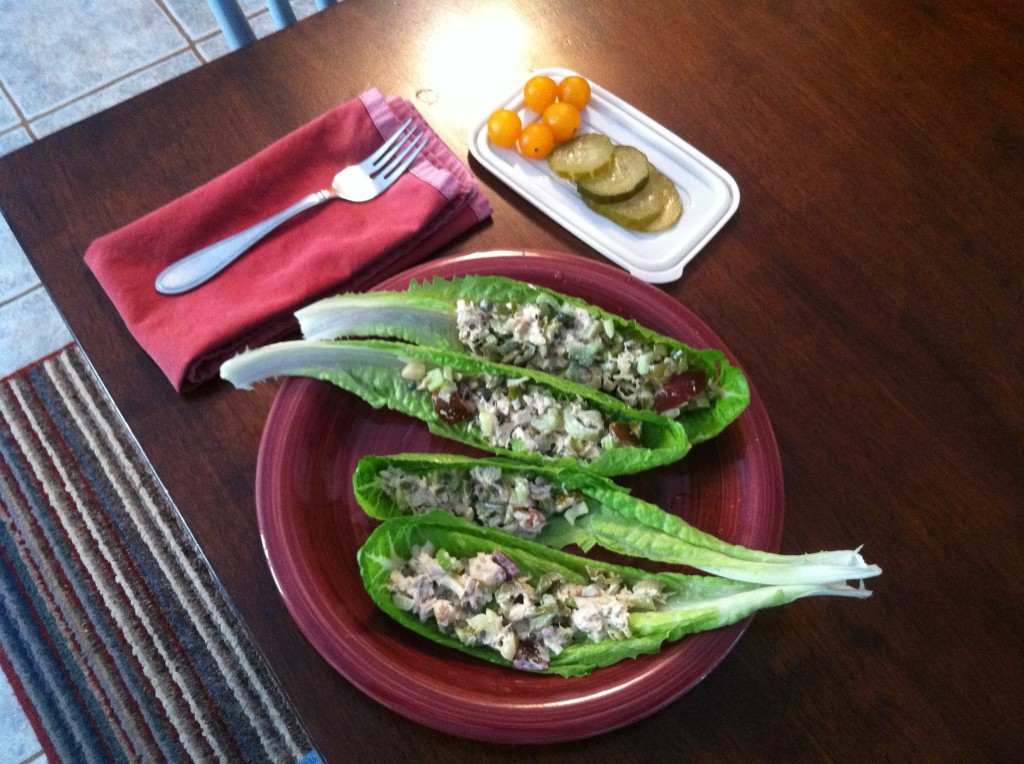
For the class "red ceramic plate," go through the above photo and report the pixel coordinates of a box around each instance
[256,250,783,743]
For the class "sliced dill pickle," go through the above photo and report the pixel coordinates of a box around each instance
[639,170,683,232]
[576,145,650,202]
[584,169,677,230]
[547,133,615,179]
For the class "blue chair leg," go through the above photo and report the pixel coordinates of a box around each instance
[315,0,337,9]
[266,0,299,29]
[207,0,256,50]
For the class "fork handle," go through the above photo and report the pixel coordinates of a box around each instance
[154,190,331,295]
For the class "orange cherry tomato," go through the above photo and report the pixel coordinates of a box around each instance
[517,122,556,159]
[523,75,559,114]
[542,102,581,143]
[558,76,591,109]
[486,109,522,147]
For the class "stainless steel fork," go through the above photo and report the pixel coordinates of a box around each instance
[154,119,428,295]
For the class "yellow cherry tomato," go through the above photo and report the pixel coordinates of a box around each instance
[486,109,522,148]
[517,122,556,159]
[523,75,559,114]
[542,101,581,143]
[558,76,591,109]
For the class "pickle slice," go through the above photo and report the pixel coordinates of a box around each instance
[576,145,650,202]
[584,169,677,231]
[547,133,614,179]
[639,172,683,232]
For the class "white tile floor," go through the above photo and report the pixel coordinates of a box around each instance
[0,1,330,760]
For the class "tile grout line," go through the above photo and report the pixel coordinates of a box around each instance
[151,0,220,63]
[0,283,44,312]
[0,77,36,141]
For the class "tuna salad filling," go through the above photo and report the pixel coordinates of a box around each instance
[455,296,721,416]
[377,464,589,538]
[388,543,666,671]
[400,360,640,460]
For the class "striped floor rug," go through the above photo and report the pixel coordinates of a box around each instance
[0,344,316,762]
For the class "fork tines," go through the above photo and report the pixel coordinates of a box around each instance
[378,131,428,182]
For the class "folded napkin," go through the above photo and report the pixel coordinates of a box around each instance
[85,89,491,391]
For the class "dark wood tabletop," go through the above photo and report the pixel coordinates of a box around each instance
[2,0,1021,760]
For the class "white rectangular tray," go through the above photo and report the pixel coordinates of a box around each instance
[468,67,739,283]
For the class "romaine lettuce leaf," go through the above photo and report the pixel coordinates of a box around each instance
[353,453,881,586]
[296,275,750,444]
[221,339,691,476]
[358,512,871,677]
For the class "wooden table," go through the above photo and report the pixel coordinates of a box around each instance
[2,1,1021,760]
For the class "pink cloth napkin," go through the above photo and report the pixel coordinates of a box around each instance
[84,89,490,391]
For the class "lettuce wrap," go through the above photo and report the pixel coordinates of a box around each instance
[354,453,881,586]
[358,511,871,677]
[296,275,749,444]
[221,339,690,476]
